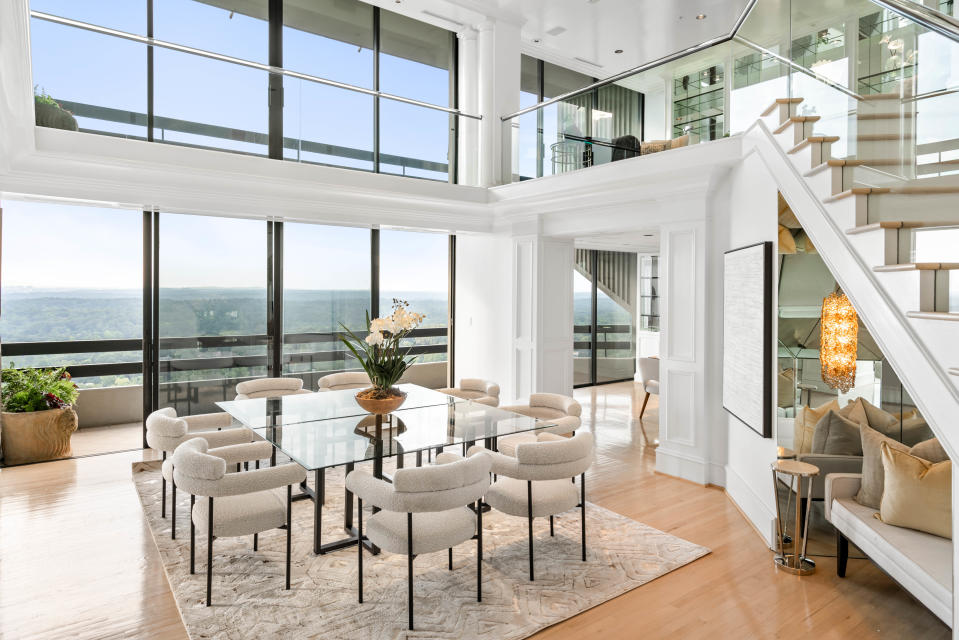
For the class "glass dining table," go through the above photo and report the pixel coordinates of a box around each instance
[217,383,555,555]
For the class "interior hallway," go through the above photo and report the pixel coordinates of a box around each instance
[0,382,947,639]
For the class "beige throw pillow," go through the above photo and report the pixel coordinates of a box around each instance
[840,397,897,432]
[793,399,839,454]
[879,443,951,539]
[856,423,910,509]
[911,437,949,463]
[811,410,862,456]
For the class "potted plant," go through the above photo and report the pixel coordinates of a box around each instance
[339,299,425,415]
[1,365,79,465]
[34,86,78,131]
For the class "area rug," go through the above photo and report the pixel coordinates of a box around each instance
[133,460,708,639]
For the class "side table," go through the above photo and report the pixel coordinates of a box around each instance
[771,459,819,575]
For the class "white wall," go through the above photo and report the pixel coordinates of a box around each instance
[454,233,515,400]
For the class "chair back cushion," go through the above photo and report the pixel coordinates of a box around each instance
[460,378,499,397]
[514,431,594,480]
[235,377,304,399]
[318,371,371,391]
[638,357,659,385]
[529,393,581,417]
[172,438,227,485]
[390,454,492,512]
[145,408,188,451]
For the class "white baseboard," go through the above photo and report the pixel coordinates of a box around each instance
[655,446,707,484]
[724,463,776,549]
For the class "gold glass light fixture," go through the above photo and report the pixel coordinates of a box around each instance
[820,290,858,393]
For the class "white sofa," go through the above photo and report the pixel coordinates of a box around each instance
[825,473,953,626]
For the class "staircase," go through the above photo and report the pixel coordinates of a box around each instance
[757,97,959,425]
[574,249,637,316]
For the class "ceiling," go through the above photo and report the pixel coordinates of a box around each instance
[374,0,752,77]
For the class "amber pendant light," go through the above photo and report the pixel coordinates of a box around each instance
[820,290,858,393]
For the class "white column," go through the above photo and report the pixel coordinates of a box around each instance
[510,230,574,402]
[655,218,714,484]
[456,27,480,187]
[476,19,521,187]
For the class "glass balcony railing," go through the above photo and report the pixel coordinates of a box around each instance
[502,0,959,188]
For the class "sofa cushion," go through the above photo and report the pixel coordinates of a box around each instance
[911,437,949,464]
[811,410,862,456]
[192,488,286,538]
[366,507,476,556]
[840,397,897,433]
[485,477,579,518]
[794,399,839,454]
[879,443,951,539]
[856,423,910,509]
[831,497,952,625]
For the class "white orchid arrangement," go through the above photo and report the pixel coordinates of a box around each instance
[339,299,426,399]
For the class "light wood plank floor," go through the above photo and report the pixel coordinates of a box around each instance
[0,382,949,639]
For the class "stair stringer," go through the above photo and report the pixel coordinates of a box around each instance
[742,120,959,463]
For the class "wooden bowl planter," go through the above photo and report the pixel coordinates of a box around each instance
[354,389,407,416]
[1,406,78,465]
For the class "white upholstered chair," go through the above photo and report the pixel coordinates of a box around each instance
[173,438,306,606]
[345,452,492,630]
[234,377,311,400]
[467,431,594,580]
[146,407,257,539]
[437,378,500,407]
[496,393,582,456]
[638,357,659,418]
[317,371,371,391]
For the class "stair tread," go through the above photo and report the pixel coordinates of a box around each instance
[829,158,905,166]
[788,136,840,154]
[874,262,959,271]
[760,97,804,117]
[846,221,959,234]
[825,185,959,201]
[906,311,959,321]
[950,367,959,376]
[773,116,821,134]
[857,133,914,141]
[856,112,914,120]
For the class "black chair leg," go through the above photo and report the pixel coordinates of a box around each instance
[206,497,214,607]
[190,494,196,574]
[448,547,453,570]
[357,497,364,603]
[549,515,554,537]
[253,533,258,551]
[581,473,586,562]
[161,460,167,518]
[837,531,849,578]
[527,481,534,581]
[286,484,292,590]
[477,499,483,602]
[171,475,177,540]
[407,512,414,630]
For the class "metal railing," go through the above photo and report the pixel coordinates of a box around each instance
[572,324,634,353]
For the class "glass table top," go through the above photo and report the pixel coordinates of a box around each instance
[216,383,464,429]
[247,397,555,471]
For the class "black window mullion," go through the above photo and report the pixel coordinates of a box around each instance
[268,0,283,159]
[536,58,544,178]
[373,6,381,174]
[447,234,456,386]
[590,250,598,386]
[449,31,458,185]
[142,209,154,445]
[147,0,154,142]
[267,220,283,377]
[151,210,160,413]
[370,228,380,318]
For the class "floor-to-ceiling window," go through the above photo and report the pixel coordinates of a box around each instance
[573,249,637,387]
[0,198,143,457]
[28,0,460,182]
[157,214,269,415]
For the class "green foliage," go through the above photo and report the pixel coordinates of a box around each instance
[338,301,422,396]
[1,364,79,413]
[33,85,58,106]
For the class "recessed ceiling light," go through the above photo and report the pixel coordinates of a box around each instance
[532,38,541,43]
[643,234,654,237]
[696,13,707,20]
[614,49,623,54]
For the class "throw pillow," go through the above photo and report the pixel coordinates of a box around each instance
[879,443,952,539]
[793,399,840,454]
[811,410,863,456]
[840,397,898,433]
[640,140,669,155]
[911,437,949,463]
[778,225,796,254]
[856,423,910,509]
[669,134,690,149]
[900,414,934,446]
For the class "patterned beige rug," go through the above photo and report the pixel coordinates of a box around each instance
[133,460,708,639]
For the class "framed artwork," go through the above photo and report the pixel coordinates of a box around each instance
[722,241,773,438]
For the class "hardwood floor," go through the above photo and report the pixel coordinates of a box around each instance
[0,382,948,639]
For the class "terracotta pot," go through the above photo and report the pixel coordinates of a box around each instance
[354,389,407,415]
[1,407,78,465]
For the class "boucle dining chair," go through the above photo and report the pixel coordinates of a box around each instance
[467,431,594,581]
[146,407,257,539]
[173,438,306,606]
[638,357,659,419]
[437,378,501,407]
[496,393,582,456]
[345,452,492,630]
[234,377,311,400]
[317,371,372,391]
